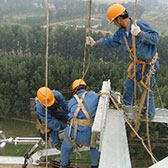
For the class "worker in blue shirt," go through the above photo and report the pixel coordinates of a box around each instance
[86,4,159,118]
[34,87,68,150]
[60,79,99,168]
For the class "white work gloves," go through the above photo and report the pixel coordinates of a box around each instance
[86,36,96,46]
[131,24,141,36]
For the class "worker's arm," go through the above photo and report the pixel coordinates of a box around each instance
[96,33,121,48]
[34,101,63,131]
[67,98,76,120]
[132,21,160,45]
[86,31,121,48]
[53,90,68,115]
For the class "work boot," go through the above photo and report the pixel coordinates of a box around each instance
[91,165,98,168]
[55,142,62,150]
[141,115,154,121]
[59,161,73,168]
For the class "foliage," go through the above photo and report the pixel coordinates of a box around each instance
[0,53,167,118]
[17,15,46,26]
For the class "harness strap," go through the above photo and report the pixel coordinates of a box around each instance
[133,73,151,137]
[68,92,93,147]
[124,36,136,61]
[124,36,158,92]
[124,36,158,136]
[73,92,91,121]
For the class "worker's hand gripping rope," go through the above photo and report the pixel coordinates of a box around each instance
[86,36,96,46]
[131,24,141,36]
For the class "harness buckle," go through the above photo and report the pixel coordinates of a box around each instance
[150,64,155,75]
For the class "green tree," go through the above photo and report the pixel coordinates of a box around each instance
[28,26,45,55]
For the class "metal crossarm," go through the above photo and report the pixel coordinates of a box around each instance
[123,106,168,123]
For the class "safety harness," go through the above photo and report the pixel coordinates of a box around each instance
[68,91,93,147]
[124,36,158,136]
[124,36,158,92]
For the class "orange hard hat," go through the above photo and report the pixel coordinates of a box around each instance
[72,79,87,90]
[37,87,55,107]
[107,4,126,23]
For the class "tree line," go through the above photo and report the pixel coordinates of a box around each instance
[0,0,145,26]
[0,54,127,118]
[0,25,168,64]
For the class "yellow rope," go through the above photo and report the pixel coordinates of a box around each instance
[82,0,92,80]
[45,0,50,167]
[73,1,93,165]
[132,0,138,106]
[146,77,156,164]
[99,92,120,111]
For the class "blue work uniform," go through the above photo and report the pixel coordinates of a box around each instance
[34,90,68,146]
[60,89,99,167]
[97,18,160,117]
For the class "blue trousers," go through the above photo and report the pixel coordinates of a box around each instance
[60,126,99,166]
[51,122,67,146]
[123,72,156,117]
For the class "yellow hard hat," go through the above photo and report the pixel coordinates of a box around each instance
[72,79,87,90]
[107,4,126,23]
[37,87,55,107]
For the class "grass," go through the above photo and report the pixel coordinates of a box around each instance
[0,118,91,167]
[0,118,39,155]
[0,118,37,137]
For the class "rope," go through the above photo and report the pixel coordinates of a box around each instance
[157,82,168,127]
[130,0,138,138]
[125,118,158,163]
[99,92,120,111]
[134,72,151,136]
[82,0,92,80]
[155,82,164,108]
[146,78,156,164]
[132,0,138,106]
[45,0,50,167]
[72,1,93,163]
